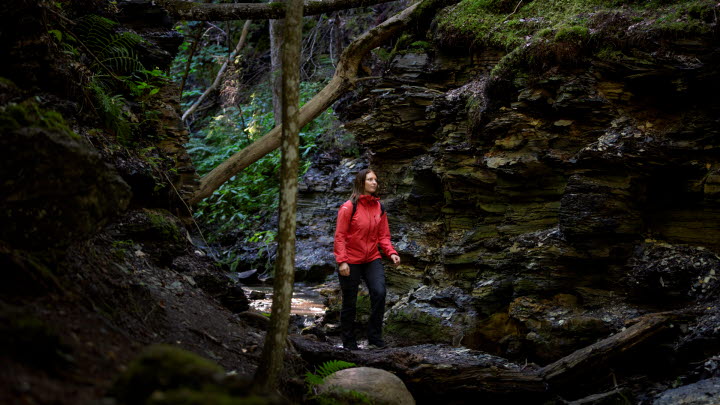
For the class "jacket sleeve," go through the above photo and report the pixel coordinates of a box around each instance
[333,203,352,263]
[378,212,398,257]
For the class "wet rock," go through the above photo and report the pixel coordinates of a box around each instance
[506,295,616,362]
[653,377,720,405]
[249,290,266,300]
[624,242,720,304]
[317,366,415,405]
[385,285,475,346]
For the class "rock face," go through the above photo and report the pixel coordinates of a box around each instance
[299,33,720,362]
[653,377,720,405]
[317,366,415,405]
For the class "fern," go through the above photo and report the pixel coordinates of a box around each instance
[304,360,357,395]
[74,15,146,77]
[89,78,133,144]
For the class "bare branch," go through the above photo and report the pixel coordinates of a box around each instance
[156,0,399,21]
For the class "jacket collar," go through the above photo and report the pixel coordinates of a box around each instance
[358,194,379,204]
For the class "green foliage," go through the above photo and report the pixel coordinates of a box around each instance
[304,360,357,395]
[554,25,589,42]
[128,68,170,99]
[89,77,134,144]
[74,15,145,77]
[188,81,335,247]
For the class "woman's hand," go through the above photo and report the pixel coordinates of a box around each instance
[390,254,401,265]
[338,262,350,276]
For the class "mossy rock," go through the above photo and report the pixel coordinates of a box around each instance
[144,208,185,245]
[0,110,131,249]
[0,100,78,139]
[0,306,70,367]
[385,309,450,345]
[112,209,187,265]
[112,344,225,404]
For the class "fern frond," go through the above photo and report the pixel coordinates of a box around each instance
[316,360,356,379]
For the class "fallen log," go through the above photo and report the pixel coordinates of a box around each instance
[539,311,685,386]
[289,310,695,401]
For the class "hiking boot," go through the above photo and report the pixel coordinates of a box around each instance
[368,340,386,349]
[343,340,359,350]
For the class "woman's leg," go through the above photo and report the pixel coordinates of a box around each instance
[363,259,386,346]
[339,264,361,349]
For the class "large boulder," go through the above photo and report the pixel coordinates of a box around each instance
[317,367,415,405]
[0,102,131,250]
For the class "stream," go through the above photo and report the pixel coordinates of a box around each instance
[242,282,327,323]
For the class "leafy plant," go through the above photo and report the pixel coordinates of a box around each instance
[89,77,134,144]
[187,80,334,248]
[304,360,357,395]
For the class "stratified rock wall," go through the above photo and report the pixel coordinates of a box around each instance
[301,35,720,362]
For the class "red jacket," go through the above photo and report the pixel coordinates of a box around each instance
[334,195,397,264]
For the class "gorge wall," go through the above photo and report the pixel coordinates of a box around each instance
[297,23,720,364]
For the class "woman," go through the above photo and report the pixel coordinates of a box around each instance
[333,169,401,350]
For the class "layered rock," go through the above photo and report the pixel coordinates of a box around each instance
[300,31,720,362]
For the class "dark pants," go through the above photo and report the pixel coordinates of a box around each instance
[339,259,386,345]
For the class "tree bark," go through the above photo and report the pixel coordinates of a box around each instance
[270,13,285,125]
[181,20,251,122]
[179,23,204,96]
[156,0,398,21]
[189,0,446,204]
[253,0,303,392]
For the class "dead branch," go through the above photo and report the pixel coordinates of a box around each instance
[156,0,399,21]
[182,20,251,122]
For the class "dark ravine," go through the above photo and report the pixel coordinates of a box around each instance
[2,0,720,404]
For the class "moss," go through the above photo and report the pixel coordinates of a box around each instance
[355,293,371,318]
[554,25,589,42]
[0,101,79,139]
[112,344,225,404]
[145,209,184,244]
[435,0,717,81]
[385,309,448,343]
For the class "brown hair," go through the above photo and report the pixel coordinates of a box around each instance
[350,169,376,204]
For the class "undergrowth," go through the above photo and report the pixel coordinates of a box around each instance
[187,80,338,248]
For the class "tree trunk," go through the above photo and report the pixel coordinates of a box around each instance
[189,0,452,205]
[270,12,285,125]
[253,0,303,392]
[181,20,251,122]
[179,23,204,96]
[156,0,397,21]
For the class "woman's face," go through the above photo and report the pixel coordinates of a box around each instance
[364,171,378,195]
